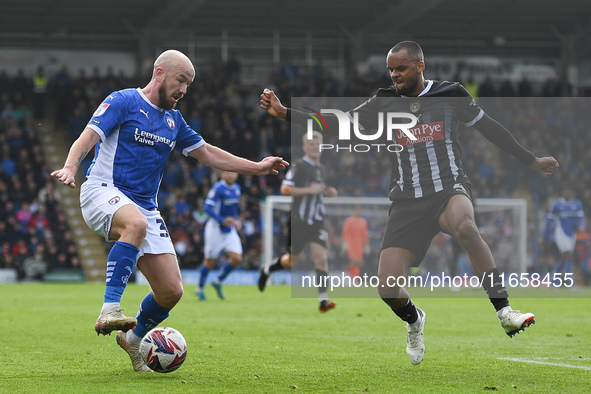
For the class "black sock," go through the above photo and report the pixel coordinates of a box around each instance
[482,268,510,311]
[316,269,329,301]
[392,300,419,324]
[268,257,284,273]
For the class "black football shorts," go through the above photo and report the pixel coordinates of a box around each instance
[381,182,473,266]
[291,220,328,255]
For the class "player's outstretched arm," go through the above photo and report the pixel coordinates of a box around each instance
[529,156,559,177]
[50,128,100,188]
[260,88,342,130]
[189,143,288,176]
[260,88,288,120]
[474,114,561,177]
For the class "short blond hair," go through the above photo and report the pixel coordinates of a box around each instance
[303,130,323,144]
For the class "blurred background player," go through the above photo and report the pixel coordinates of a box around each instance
[539,206,559,276]
[542,185,584,285]
[258,131,338,312]
[341,205,368,278]
[196,171,243,300]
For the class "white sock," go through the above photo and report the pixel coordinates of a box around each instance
[125,329,142,345]
[497,306,512,319]
[100,302,120,315]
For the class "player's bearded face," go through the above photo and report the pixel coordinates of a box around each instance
[158,82,178,110]
[394,70,419,96]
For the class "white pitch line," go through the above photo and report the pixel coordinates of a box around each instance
[499,357,591,371]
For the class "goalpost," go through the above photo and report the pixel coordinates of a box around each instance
[262,196,527,275]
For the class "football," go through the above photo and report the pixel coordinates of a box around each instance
[139,327,187,373]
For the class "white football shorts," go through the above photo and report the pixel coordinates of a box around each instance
[80,181,175,257]
[203,219,243,259]
[554,225,576,254]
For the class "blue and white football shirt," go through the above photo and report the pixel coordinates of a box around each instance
[204,180,241,234]
[544,197,584,238]
[85,88,204,210]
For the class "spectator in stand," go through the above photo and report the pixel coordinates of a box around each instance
[51,66,73,127]
[464,75,478,98]
[11,69,31,106]
[1,102,16,122]
[0,71,10,100]
[67,102,90,141]
[1,242,17,270]
[28,205,50,238]
[22,243,48,281]
[517,75,533,97]
[174,194,192,217]
[499,79,516,97]
[0,151,16,178]
[15,202,34,231]
[44,238,60,267]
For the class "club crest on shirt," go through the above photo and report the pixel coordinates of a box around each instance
[93,103,110,117]
[166,117,175,130]
[410,101,420,113]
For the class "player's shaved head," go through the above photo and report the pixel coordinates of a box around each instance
[388,41,424,64]
[154,50,195,80]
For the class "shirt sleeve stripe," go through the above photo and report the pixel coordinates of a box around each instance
[87,124,106,142]
[465,109,484,127]
[182,140,206,156]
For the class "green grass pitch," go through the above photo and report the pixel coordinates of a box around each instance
[0,283,589,393]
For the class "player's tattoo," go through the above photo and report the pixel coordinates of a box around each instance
[74,150,88,169]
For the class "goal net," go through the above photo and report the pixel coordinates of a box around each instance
[262,196,527,290]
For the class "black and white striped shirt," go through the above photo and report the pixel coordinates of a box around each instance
[283,156,327,225]
[352,80,483,199]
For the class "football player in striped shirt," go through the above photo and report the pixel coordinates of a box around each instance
[260,41,559,365]
[258,131,338,312]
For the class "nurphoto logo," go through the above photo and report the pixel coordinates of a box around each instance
[305,108,419,153]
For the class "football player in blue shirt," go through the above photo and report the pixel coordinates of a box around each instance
[196,171,243,300]
[542,186,584,284]
[51,50,288,372]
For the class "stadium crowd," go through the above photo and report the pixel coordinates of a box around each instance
[0,93,81,280]
[0,59,589,283]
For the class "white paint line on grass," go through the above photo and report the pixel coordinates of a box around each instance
[499,357,591,370]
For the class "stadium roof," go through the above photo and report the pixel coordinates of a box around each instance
[1,0,591,61]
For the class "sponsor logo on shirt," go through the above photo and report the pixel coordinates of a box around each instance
[395,121,444,146]
[109,196,121,205]
[134,128,174,147]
